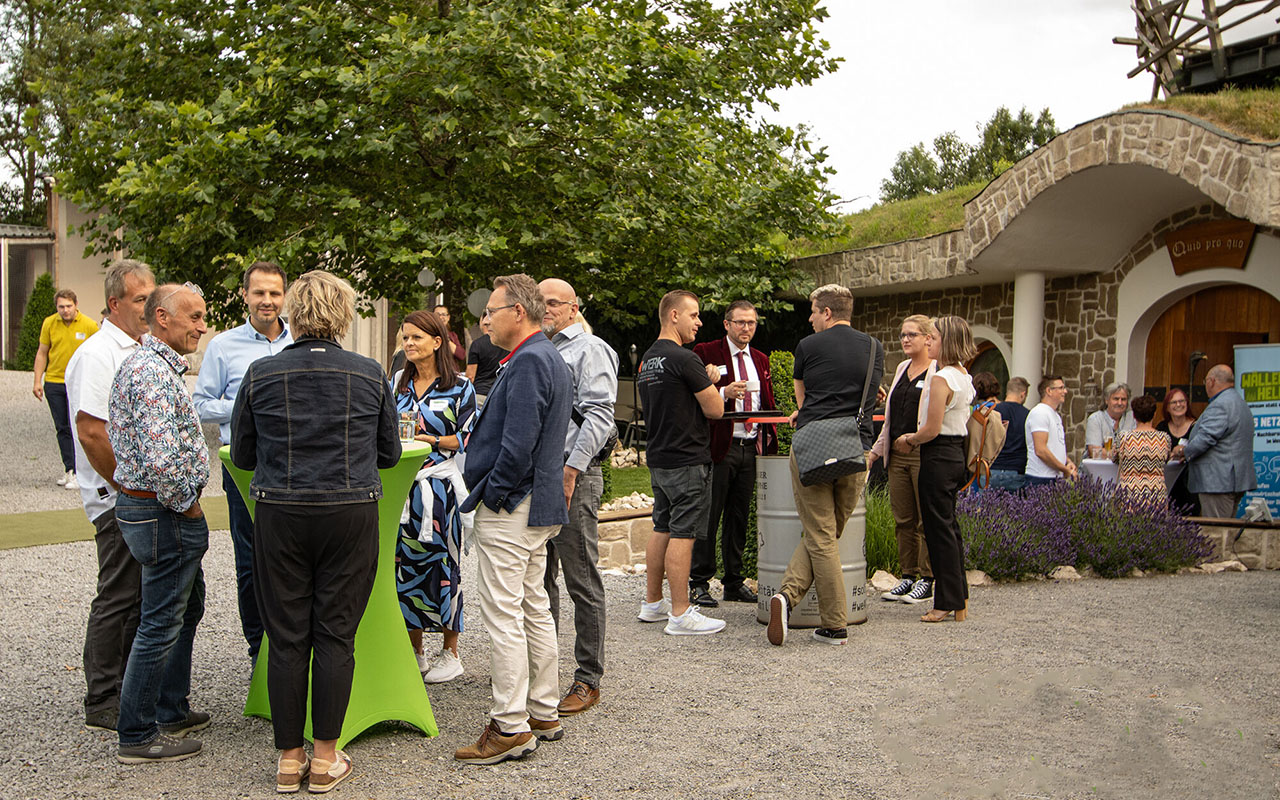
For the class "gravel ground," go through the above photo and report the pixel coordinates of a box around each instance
[0,370,223,514]
[2,368,1278,799]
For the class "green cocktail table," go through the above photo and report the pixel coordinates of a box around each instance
[218,442,438,748]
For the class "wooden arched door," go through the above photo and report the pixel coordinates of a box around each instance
[1143,285,1280,418]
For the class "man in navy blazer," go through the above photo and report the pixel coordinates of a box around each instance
[690,300,778,606]
[456,274,573,765]
[1174,363,1257,519]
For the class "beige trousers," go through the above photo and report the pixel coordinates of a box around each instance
[473,497,561,732]
[886,448,932,579]
[781,453,866,629]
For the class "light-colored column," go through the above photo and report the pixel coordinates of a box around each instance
[1012,271,1045,405]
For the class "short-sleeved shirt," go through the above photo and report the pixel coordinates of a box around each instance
[792,326,882,447]
[39,312,99,383]
[935,366,975,436]
[466,334,508,396]
[637,339,712,468]
[393,372,477,467]
[991,401,1030,472]
[1085,408,1135,450]
[1025,402,1067,479]
[64,319,142,522]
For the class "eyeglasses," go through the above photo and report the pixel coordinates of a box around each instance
[482,303,517,318]
[544,299,575,309]
[156,281,204,307]
[728,319,757,328]
[899,331,924,340]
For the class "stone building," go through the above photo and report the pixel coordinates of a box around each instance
[797,109,1279,456]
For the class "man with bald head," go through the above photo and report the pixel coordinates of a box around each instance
[107,282,212,763]
[539,278,618,715]
[65,259,155,733]
[1173,364,1257,518]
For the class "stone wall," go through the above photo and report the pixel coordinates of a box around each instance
[596,508,653,570]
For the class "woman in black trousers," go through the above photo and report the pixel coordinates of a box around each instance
[231,270,400,792]
[892,315,976,622]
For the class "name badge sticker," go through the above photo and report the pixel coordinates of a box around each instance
[428,399,450,412]
[915,380,926,388]
[75,332,87,340]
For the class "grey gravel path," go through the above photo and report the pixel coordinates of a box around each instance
[2,368,1278,799]
[0,370,223,515]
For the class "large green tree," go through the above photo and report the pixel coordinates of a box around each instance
[880,106,1058,203]
[46,0,838,327]
[0,0,55,227]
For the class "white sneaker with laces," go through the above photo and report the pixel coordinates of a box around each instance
[423,649,463,683]
[637,598,671,623]
[664,606,726,635]
[64,471,79,490]
[56,471,67,486]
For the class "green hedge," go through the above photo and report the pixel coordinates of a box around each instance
[7,272,54,371]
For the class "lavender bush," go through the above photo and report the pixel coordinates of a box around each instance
[958,477,1213,580]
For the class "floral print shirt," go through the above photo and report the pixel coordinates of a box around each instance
[108,334,210,512]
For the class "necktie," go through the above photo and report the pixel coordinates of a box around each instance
[737,350,753,434]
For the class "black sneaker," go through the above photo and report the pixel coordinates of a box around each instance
[882,577,915,601]
[901,578,934,605]
[117,733,203,764]
[84,708,118,732]
[158,711,211,737]
[811,627,848,645]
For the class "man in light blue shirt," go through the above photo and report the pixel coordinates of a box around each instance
[193,262,292,661]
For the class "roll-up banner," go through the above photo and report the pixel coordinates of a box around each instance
[1236,343,1280,516]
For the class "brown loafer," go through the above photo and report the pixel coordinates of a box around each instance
[557,681,600,716]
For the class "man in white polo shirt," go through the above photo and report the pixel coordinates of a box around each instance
[64,259,156,732]
[1025,374,1077,487]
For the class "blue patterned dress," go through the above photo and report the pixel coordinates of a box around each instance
[394,374,477,633]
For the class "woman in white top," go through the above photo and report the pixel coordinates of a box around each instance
[893,315,976,623]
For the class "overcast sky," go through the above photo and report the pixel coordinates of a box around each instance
[769,1,1279,211]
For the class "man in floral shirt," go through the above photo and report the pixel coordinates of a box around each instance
[107,282,211,764]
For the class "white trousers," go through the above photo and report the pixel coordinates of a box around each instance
[473,497,561,732]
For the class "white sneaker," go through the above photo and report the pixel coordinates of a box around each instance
[56,471,67,486]
[415,649,429,674]
[64,471,79,490]
[637,598,671,623]
[664,606,726,636]
[423,649,463,683]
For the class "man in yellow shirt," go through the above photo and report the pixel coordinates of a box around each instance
[33,288,99,489]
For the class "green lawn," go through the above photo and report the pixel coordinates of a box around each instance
[605,465,651,501]
[0,496,231,551]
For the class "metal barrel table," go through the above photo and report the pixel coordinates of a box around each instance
[218,441,437,748]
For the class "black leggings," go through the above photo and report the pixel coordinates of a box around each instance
[253,501,378,748]
[918,436,969,611]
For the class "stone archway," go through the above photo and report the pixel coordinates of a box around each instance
[1117,231,1280,393]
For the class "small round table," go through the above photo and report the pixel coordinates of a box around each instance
[219,442,438,748]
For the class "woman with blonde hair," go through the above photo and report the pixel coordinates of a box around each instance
[232,270,401,792]
[868,314,937,604]
[893,315,975,623]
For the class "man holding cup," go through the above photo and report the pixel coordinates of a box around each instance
[690,300,778,607]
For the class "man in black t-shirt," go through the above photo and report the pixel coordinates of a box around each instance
[466,317,509,404]
[636,290,727,636]
[990,376,1030,491]
[767,283,883,648]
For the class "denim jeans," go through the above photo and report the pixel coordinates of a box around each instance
[223,465,263,659]
[114,494,208,746]
[987,469,1027,492]
[544,465,606,688]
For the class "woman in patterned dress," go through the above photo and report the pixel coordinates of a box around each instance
[393,310,477,683]
[1112,394,1170,505]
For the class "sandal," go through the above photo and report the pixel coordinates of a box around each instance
[921,603,968,623]
[308,750,352,794]
[276,754,310,794]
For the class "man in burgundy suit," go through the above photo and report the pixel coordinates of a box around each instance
[689,300,778,606]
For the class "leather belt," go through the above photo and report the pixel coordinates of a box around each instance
[119,487,158,499]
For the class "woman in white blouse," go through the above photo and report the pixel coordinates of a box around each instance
[892,315,976,623]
